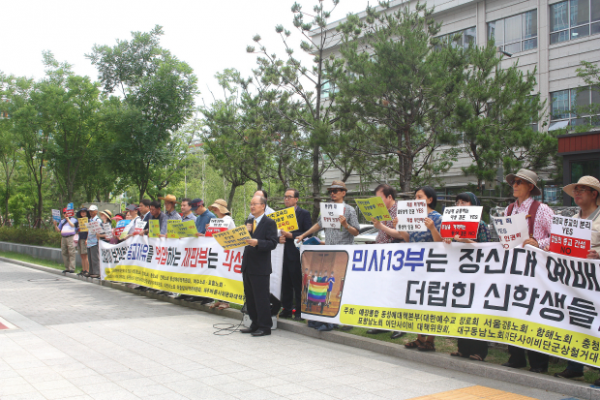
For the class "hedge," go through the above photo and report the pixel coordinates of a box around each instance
[0,227,62,248]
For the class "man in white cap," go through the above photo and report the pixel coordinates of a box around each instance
[86,205,102,278]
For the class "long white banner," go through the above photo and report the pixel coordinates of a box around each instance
[300,242,600,367]
[99,236,284,302]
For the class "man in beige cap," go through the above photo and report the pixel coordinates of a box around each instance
[502,168,554,373]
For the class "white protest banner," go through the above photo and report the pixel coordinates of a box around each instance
[440,206,483,239]
[492,213,529,250]
[549,216,592,259]
[300,242,600,368]
[320,203,344,229]
[205,219,229,237]
[99,236,284,302]
[52,209,61,222]
[396,201,427,231]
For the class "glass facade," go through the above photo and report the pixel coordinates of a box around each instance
[550,0,600,44]
[550,87,600,130]
[488,10,538,54]
[436,27,476,49]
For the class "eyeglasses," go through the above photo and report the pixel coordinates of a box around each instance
[512,179,528,186]
[283,196,295,200]
[328,189,343,194]
[250,203,263,206]
[573,187,591,194]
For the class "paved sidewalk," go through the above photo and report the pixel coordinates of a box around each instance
[0,261,586,400]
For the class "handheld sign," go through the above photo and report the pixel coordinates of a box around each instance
[87,221,102,235]
[78,217,89,232]
[396,200,427,232]
[148,220,160,238]
[320,203,344,229]
[52,209,61,222]
[179,220,197,237]
[267,207,299,232]
[492,213,529,249]
[114,220,130,238]
[167,220,182,239]
[205,219,229,237]
[65,203,74,218]
[549,216,592,258]
[213,225,252,250]
[102,223,113,240]
[356,198,392,222]
[440,206,483,239]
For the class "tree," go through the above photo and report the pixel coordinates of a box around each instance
[574,61,600,130]
[87,25,198,201]
[335,2,465,192]
[0,76,19,225]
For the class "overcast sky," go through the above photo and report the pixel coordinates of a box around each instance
[2,0,368,103]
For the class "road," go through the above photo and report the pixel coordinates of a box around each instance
[0,261,583,400]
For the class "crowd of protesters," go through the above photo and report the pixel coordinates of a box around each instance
[53,169,600,384]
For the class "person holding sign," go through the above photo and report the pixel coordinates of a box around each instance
[502,168,553,373]
[86,205,102,278]
[191,198,215,236]
[554,176,600,382]
[160,194,182,223]
[296,181,360,245]
[75,208,90,276]
[278,188,313,320]
[207,199,235,309]
[53,207,78,274]
[97,210,113,244]
[240,195,279,336]
[148,201,168,237]
[180,198,196,223]
[121,205,141,241]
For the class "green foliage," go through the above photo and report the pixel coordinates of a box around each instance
[0,227,61,247]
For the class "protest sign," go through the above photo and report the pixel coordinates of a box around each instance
[355,198,392,222]
[99,236,284,304]
[549,216,592,258]
[300,242,600,368]
[78,217,89,232]
[179,220,197,237]
[102,223,113,240]
[440,206,483,239]
[134,220,145,235]
[213,225,251,250]
[492,213,529,249]
[65,203,74,217]
[320,203,344,229]
[114,220,130,238]
[396,200,428,231]
[267,207,299,232]
[167,220,183,239]
[51,209,61,222]
[205,219,229,237]
[148,220,160,238]
[87,220,103,235]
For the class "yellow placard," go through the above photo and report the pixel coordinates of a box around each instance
[78,217,88,232]
[167,220,183,239]
[179,220,197,237]
[213,225,251,250]
[148,220,160,238]
[119,226,130,240]
[267,207,299,232]
[355,197,392,221]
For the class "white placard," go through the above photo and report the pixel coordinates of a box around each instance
[549,216,592,258]
[87,221,103,235]
[396,200,428,231]
[320,203,344,229]
[492,213,529,249]
[102,223,113,239]
[441,206,483,239]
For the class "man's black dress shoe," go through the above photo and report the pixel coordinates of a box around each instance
[501,362,526,369]
[554,369,583,378]
[529,367,548,374]
[251,329,271,336]
[367,329,386,334]
[390,331,406,339]
[240,327,257,334]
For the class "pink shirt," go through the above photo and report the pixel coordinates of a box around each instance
[504,197,553,250]
[376,202,398,244]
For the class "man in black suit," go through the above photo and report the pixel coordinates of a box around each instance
[240,195,279,336]
[278,188,312,319]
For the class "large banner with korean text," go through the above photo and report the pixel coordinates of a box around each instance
[99,236,284,303]
[300,242,600,367]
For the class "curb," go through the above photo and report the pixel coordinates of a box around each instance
[3,257,600,400]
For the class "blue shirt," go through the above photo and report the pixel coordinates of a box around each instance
[87,216,101,248]
[409,210,442,243]
[195,209,216,234]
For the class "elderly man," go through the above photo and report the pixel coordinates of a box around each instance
[240,195,278,336]
[161,194,182,222]
[247,189,274,219]
[54,208,78,274]
[86,205,102,279]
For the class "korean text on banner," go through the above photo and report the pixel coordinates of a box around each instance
[65,203,74,218]
[441,206,483,239]
[205,219,229,237]
[78,217,89,232]
[396,201,427,232]
[167,220,183,239]
[213,225,251,250]
[51,209,61,222]
[320,203,343,229]
[179,220,197,237]
[300,242,600,368]
[549,216,592,258]
[267,207,299,232]
[148,220,160,238]
[493,213,529,249]
[355,198,392,222]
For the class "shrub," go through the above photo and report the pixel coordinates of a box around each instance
[0,227,62,248]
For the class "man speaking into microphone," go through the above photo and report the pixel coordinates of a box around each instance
[240,195,278,336]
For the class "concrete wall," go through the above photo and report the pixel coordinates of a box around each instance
[0,241,82,267]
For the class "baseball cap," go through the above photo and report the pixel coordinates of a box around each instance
[125,204,138,211]
[89,205,98,211]
[189,198,204,211]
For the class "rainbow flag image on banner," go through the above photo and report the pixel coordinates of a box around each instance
[308,281,328,303]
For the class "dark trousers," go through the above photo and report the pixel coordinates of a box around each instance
[281,256,302,312]
[243,272,272,330]
[508,345,549,369]
[457,338,488,360]
[87,245,100,276]
[566,360,584,373]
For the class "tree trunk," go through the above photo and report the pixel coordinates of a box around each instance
[227,184,237,210]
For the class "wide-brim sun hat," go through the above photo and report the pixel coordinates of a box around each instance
[505,168,542,197]
[209,199,230,215]
[327,180,347,191]
[100,209,113,220]
[158,194,178,204]
[563,176,600,206]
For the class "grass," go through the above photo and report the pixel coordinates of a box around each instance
[0,250,82,273]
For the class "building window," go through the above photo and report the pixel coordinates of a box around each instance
[550,0,600,44]
[488,10,538,54]
[436,27,476,49]
[550,86,600,130]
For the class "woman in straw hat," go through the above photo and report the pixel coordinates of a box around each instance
[207,199,235,310]
[554,176,600,382]
[502,168,554,373]
[97,210,113,244]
